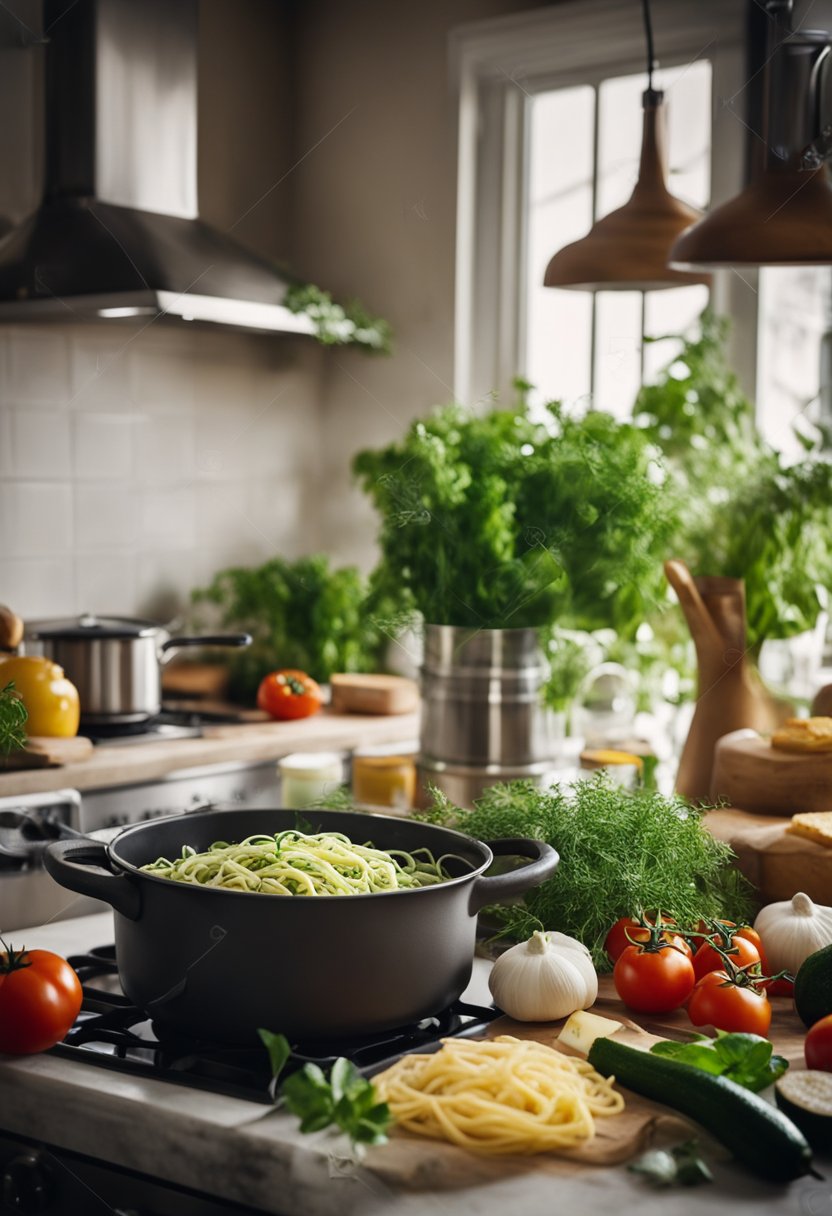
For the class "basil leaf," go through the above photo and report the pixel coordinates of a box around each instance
[258,1029,291,1083]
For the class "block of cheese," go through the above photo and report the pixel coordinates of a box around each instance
[772,717,832,753]
[788,812,832,849]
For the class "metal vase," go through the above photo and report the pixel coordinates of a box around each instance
[419,624,553,806]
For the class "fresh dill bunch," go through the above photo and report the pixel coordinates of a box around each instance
[424,776,753,969]
[0,682,28,755]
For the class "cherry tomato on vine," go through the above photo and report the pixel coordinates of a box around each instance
[692,934,762,982]
[688,969,772,1036]
[0,944,82,1054]
[766,977,795,998]
[605,915,691,964]
[805,1014,832,1071]
[613,942,696,1014]
[257,670,322,721]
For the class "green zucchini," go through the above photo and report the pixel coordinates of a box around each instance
[795,944,832,1029]
[588,1037,813,1183]
[775,1072,832,1153]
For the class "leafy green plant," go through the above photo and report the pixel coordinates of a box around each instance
[650,1032,788,1093]
[0,683,27,755]
[422,776,753,968]
[284,283,392,354]
[354,387,676,633]
[636,311,832,651]
[191,554,385,701]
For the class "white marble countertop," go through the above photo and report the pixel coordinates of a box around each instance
[1,913,830,1215]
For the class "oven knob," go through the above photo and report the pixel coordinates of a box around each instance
[2,1153,55,1213]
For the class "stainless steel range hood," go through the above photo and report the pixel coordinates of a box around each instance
[0,0,313,335]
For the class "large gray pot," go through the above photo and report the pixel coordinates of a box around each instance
[44,808,558,1043]
[419,625,553,805]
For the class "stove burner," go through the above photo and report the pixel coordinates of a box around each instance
[51,947,500,1104]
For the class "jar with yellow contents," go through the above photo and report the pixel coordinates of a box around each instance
[351,744,418,811]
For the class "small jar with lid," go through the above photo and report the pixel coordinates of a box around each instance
[278,752,344,809]
[579,748,644,788]
[352,744,417,810]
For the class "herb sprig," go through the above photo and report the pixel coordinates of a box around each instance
[258,1029,391,1152]
[0,683,27,755]
[650,1031,788,1093]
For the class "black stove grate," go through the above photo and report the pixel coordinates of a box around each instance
[50,946,500,1105]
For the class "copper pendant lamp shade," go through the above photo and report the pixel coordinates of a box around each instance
[670,14,832,269]
[544,91,711,291]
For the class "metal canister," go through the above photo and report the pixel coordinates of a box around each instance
[418,625,553,806]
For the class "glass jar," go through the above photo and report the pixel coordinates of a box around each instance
[352,747,417,810]
[278,752,344,809]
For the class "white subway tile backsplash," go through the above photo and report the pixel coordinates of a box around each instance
[7,331,71,403]
[70,334,133,410]
[133,413,195,484]
[1,482,73,556]
[75,552,136,614]
[130,347,195,411]
[141,487,196,549]
[135,550,196,620]
[74,484,137,550]
[10,410,72,478]
[0,409,11,478]
[0,556,75,619]
[73,413,135,479]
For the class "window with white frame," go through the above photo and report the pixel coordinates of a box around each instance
[453,0,831,446]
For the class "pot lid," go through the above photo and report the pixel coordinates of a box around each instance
[27,614,161,641]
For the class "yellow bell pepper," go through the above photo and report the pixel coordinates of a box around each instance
[0,656,80,737]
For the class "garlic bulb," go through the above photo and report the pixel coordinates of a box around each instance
[754,893,832,974]
[488,930,598,1022]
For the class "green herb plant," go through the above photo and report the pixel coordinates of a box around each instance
[258,1029,391,1154]
[191,553,385,701]
[650,1032,788,1093]
[284,283,392,354]
[354,385,676,634]
[629,1140,713,1188]
[0,683,27,755]
[422,775,753,968]
[636,311,832,652]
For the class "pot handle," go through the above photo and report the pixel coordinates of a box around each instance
[160,633,252,657]
[469,838,559,914]
[43,839,141,921]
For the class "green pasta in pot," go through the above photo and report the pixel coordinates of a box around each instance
[140,829,460,896]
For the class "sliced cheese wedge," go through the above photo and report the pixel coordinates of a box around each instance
[558,1009,623,1055]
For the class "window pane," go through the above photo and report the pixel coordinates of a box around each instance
[524,85,595,404]
[757,266,830,457]
[643,284,710,381]
[593,292,643,417]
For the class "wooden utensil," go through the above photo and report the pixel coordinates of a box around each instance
[665,559,788,802]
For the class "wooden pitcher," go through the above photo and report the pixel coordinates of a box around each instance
[665,559,787,803]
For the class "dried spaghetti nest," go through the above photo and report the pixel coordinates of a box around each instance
[374,1034,624,1155]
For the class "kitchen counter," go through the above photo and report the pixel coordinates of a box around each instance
[0,709,420,798]
[1,915,830,1216]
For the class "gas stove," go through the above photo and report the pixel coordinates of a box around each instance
[53,945,501,1104]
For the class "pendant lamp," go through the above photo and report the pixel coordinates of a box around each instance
[543,0,710,291]
[669,1,832,269]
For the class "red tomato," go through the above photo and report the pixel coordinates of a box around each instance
[0,945,82,1054]
[257,670,322,721]
[766,977,795,998]
[688,970,772,1036]
[805,1014,832,1071]
[604,915,691,963]
[692,934,761,982]
[613,943,696,1014]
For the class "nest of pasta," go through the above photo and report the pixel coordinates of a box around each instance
[374,1035,624,1155]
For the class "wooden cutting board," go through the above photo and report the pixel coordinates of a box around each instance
[705,806,832,904]
[365,976,809,1189]
[0,735,94,770]
[712,729,832,815]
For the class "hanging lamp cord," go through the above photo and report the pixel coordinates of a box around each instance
[641,0,662,103]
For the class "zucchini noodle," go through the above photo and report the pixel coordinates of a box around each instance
[139,829,460,896]
[374,1035,625,1155]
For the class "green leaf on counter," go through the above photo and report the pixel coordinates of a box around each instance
[258,1028,291,1085]
[630,1140,713,1188]
[267,1049,392,1150]
[650,1031,788,1093]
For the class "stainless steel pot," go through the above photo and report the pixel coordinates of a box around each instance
[419,625,553,805]
[26,615,251,725]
